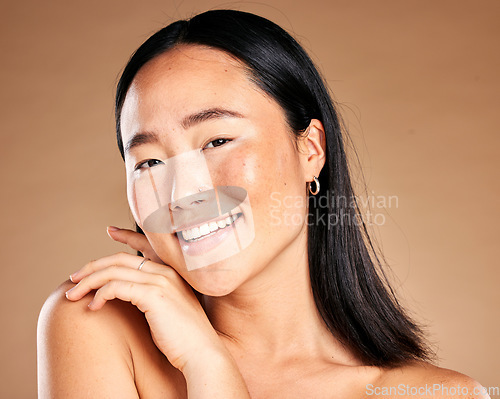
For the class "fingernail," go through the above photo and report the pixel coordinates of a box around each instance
[69,272,79,282]
[65,287,74,298]
[107,226,120,232]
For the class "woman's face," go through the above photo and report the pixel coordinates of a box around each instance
[120,45,312,295]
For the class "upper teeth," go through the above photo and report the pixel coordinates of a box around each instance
[181,214,239,241]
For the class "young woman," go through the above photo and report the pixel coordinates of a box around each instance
[37,10,488,398]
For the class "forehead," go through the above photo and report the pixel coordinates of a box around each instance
[121,45,253,128]
[119,45,273,146]
[135,44,248,86]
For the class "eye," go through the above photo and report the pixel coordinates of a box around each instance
[134,159,163,171]
[204,138,232,149]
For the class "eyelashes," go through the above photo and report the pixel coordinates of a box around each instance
[204,138,231,149]
[134,159,164,170]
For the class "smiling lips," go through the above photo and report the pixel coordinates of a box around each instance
[179,213,242,242]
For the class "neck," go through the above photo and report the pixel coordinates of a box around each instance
[201,227,355,365]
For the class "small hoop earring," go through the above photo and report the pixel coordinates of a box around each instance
[309,176,320,195]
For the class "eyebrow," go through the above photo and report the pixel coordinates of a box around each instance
[181,107,244,129]
[125,131,159,154]
[125,107,244,154]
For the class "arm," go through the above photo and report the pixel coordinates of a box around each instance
[51,227,251,399]
[181,346,250,398]
[37,280,140,398]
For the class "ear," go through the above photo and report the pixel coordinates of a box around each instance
[298,119,326,183]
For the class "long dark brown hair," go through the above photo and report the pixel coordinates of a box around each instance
[114,9,431,367]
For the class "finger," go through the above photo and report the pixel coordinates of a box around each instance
[88,280,156,311]
[70,252,169,283]
[70,252,156,283]
[106,226,150,252]
[70,252,136,283]
[66,265,160,300]
[107,226,164,264]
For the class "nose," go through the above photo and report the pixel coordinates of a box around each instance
[167,150,214,211]
[169,189,211,211]
[169,181,218,231]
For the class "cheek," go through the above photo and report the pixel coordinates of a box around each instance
[211,138,301,188]
[216,139,306,233]
[126,178,142,228]
[146,231,186,268]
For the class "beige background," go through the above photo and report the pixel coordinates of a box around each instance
[1,0,498,397]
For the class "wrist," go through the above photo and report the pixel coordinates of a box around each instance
[181,347,250,398]
[180,343,233,378]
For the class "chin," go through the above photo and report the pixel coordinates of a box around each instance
[181,254,250,297]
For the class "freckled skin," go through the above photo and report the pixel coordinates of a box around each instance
[120,45,310,296]
[118,46,485,399]
[39,45,485,399]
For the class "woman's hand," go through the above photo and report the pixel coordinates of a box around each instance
[106,225,164,264]
[64,227,223,373]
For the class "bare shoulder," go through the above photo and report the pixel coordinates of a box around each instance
[39,279,145,333]
[37,279,182,398]
[371,360,490,399]
[38,279,147,360]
